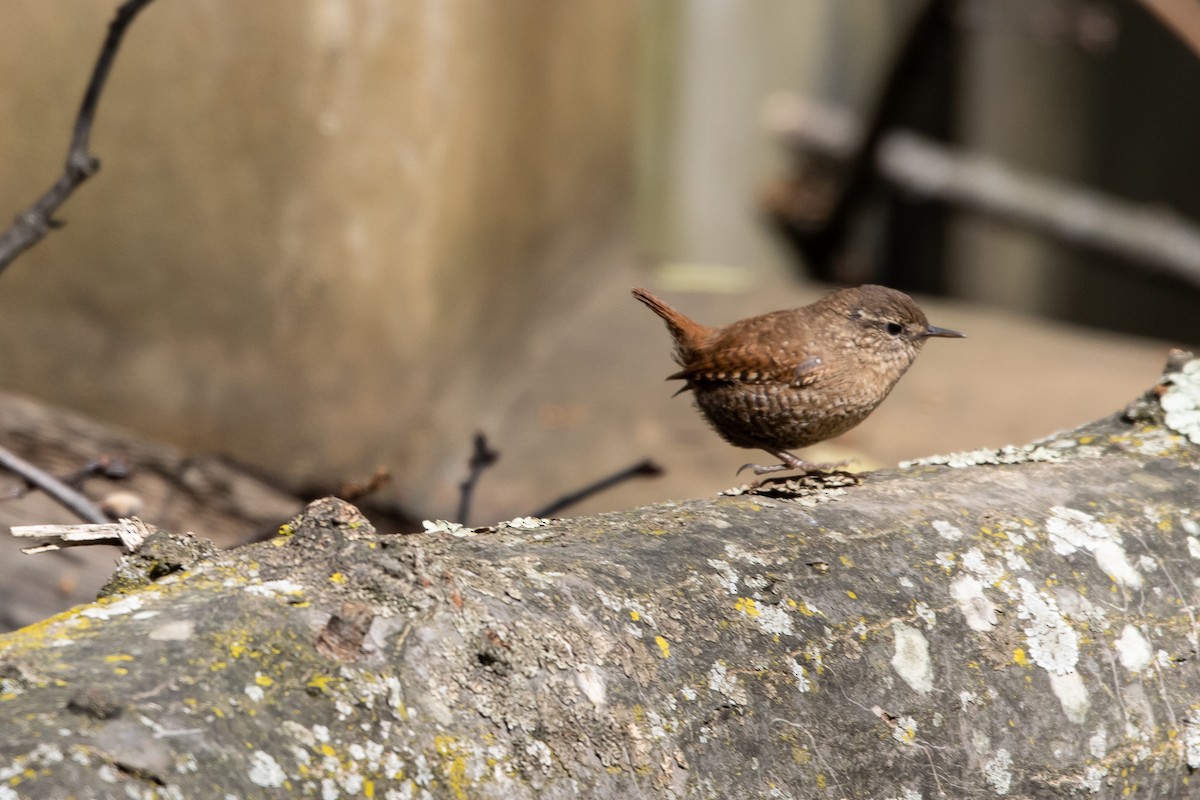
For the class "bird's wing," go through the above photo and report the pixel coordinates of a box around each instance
[668,337,825,387]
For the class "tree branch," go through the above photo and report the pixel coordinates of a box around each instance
[3,353,1200,795]
[0,0,158,276]
[765,94,1200,291]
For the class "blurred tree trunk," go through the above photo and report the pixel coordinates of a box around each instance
[2,355,1199,798]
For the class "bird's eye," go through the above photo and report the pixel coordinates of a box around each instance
[885,322,904,337]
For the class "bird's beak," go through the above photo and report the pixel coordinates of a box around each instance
[922,325,965,339]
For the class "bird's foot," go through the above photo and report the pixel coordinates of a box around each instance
[735,457,849,477]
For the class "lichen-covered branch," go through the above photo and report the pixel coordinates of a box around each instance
[2,356,1200,798]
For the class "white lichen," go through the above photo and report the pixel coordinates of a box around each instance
[1186,714,1200,769]
[247,751,286,788]
[1016,578,1078,675]
[81,594,146,620]
[891,622,933,694]
[1088,726,1107,759]
[1049,671,1090,724]
[950,575,998,631]
[244,579,305,598]
[707,559,740,594]
[931,520,963,540]
[574,664,606,706]
[901,444,1062,469]
[707,661,744,704]
[753,604,795,637]
[961,547,1004,585]
[724,542,769,565]
[983,748,1012,795]
[1115,625,1153,673]
[500,516,549,530]
[1161,360,1200,443]
[1081,764,1105,793]
[892,715,918,745]
[421,519,471,537]
[1045,507,1142,589]
[789,659,811,693]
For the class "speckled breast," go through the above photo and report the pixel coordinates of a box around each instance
[691,381,883,451]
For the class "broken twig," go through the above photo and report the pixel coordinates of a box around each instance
[10,516,152,554]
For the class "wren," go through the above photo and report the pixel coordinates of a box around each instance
[632,285,964,475]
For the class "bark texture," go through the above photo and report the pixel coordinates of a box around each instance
[3,357,1200,799]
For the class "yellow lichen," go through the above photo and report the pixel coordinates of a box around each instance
[655,636,671,658]
[734,597,760,618]
[307,674,335,693]
[1013,648,1029,667]
[434,736,470,800]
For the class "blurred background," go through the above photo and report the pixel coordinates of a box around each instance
[1,0,1198,623]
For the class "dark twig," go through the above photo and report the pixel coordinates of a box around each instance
[0,0,159,275]
[529,460,663,520]
[1,453,131,501]
[62,454,133,489]
[0,446,108,524]
[456,432,499,525]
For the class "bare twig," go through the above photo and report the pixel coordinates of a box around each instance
[766,95,1200,290]
[0,0,159,275]
[0,446,108,524]
[10,517,151,554]
[337,466,392,502]
[456,432,499,526]
[529,460,663,520]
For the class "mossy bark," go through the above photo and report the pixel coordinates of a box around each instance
[3,360,1200,799]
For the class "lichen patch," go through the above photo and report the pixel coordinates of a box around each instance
[890,621,933,694]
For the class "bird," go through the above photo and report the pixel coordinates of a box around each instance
[632,285,964,475]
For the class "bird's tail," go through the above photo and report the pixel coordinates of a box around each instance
[631,288,709,364]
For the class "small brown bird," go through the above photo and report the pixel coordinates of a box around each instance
[632,285,964,475]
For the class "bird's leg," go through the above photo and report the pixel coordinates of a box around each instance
[736,449,848,477]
